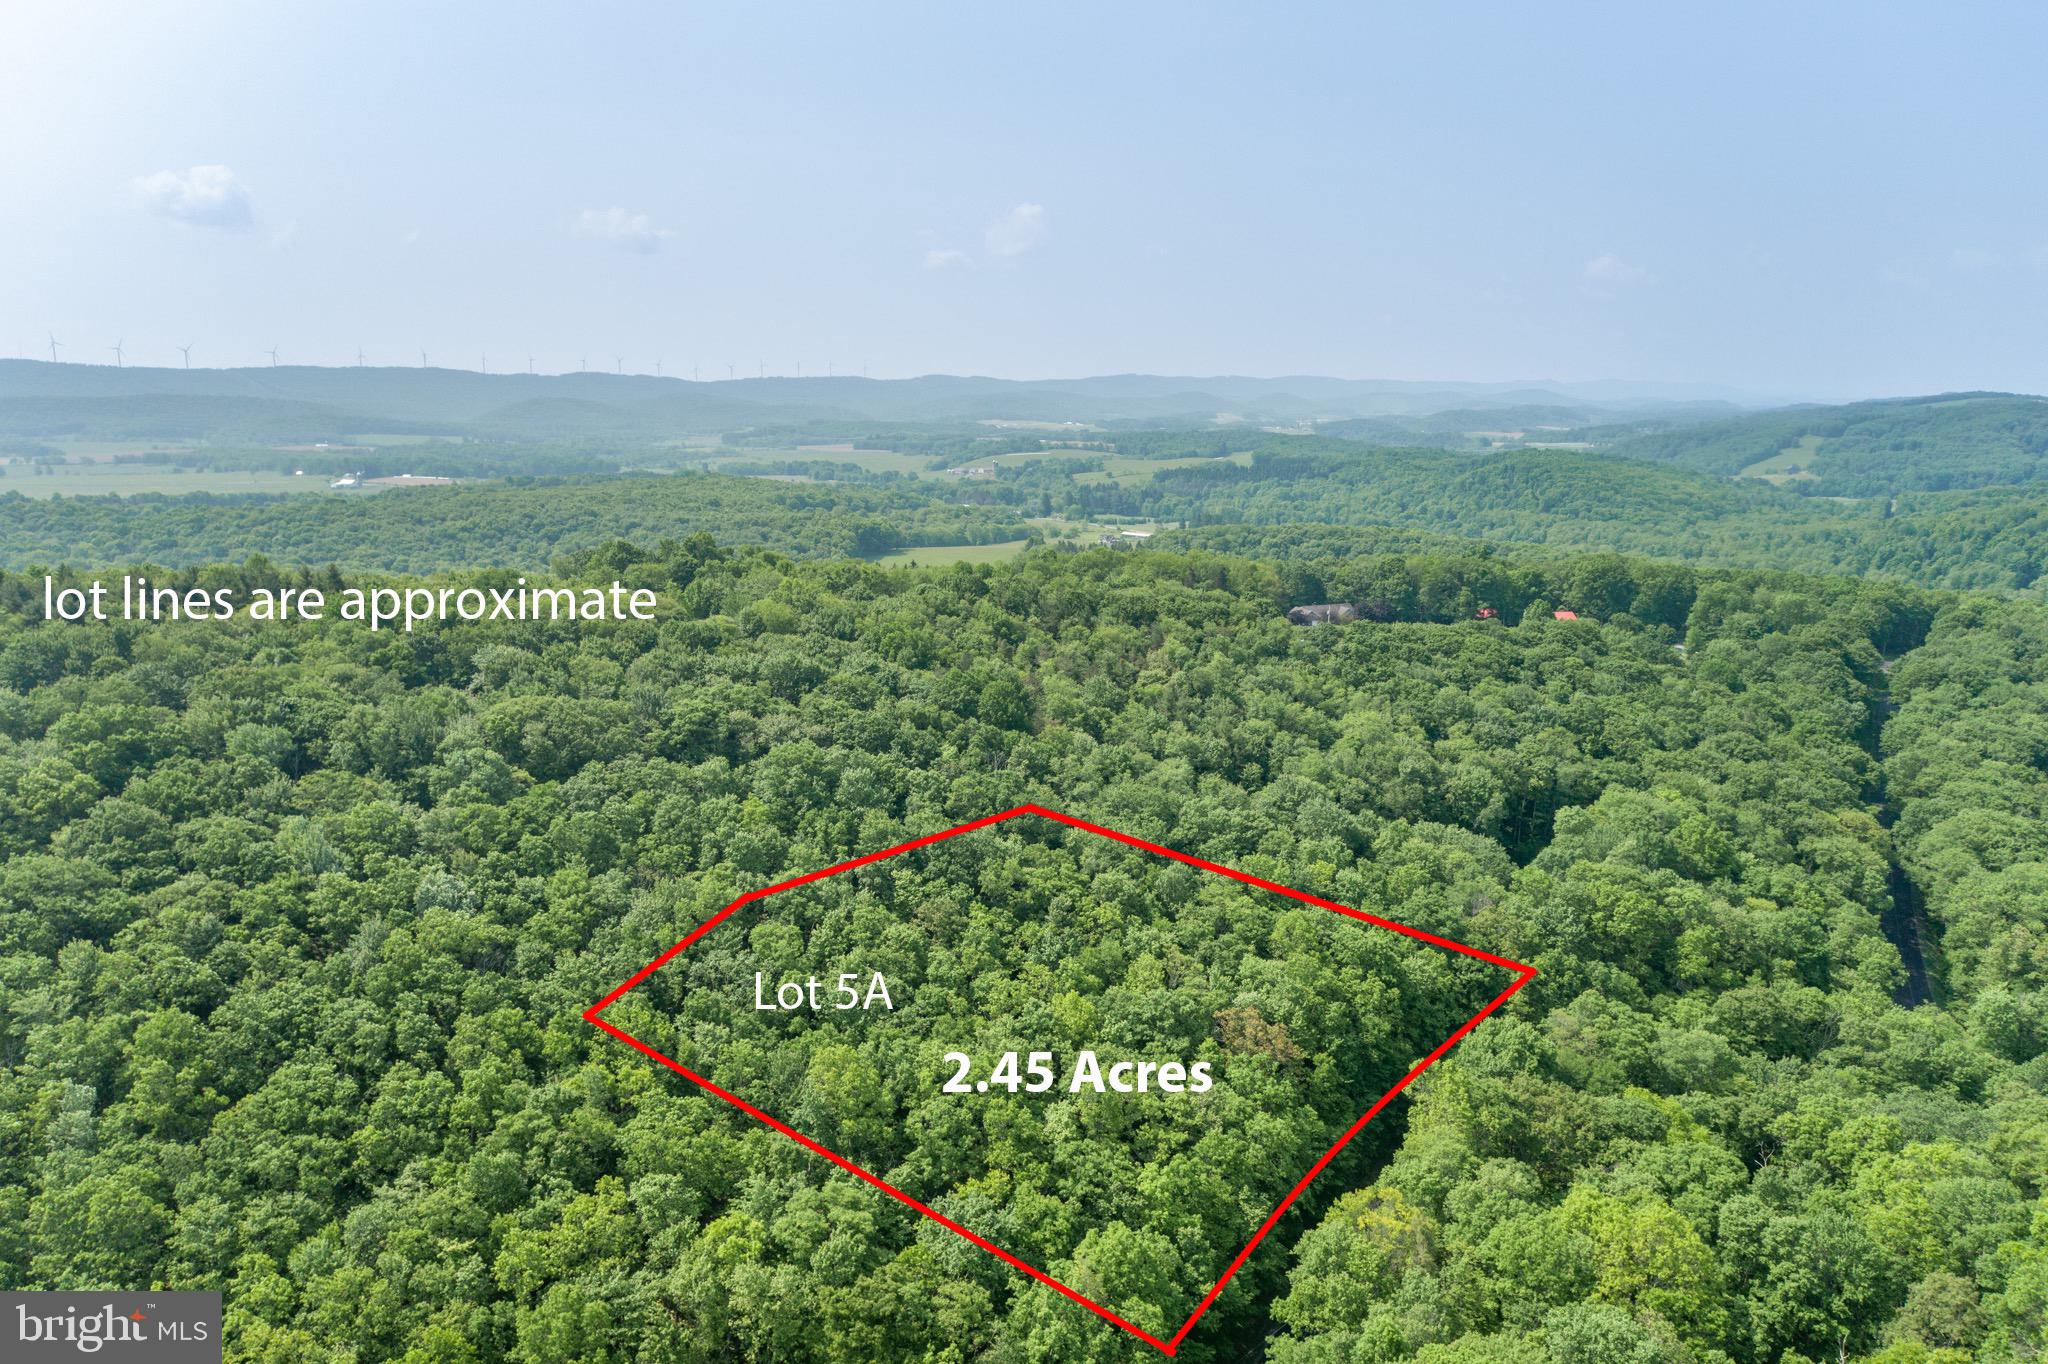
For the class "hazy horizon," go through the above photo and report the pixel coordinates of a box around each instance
[0,355,1846,413]
[4,2,2045,398]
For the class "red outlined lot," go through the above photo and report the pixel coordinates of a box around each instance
[584,803,1535,1355]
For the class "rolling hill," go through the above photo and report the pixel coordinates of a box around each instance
[0,360,1774,442]
[1594,391,2048,495]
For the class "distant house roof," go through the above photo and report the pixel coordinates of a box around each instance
[1288,603,1360,626]
[1552,609,1579,620]
[1120,529,1153,539]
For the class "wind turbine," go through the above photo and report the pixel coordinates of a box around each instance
[527,354,535,375]
[48,335,61,363]
[178,344,192,369]
[692,362,699,382]
[480,353,487,375]
[355,347,365,367]
[265,347,280,367]
[727,362,735,381]
[613,355,622,374]
[109,339,124,368]
[758,361,764,379]
[655,357,662,378]
[579,354,587,372]
[420,349,428,368]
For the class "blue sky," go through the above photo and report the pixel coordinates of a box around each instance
[2,1,2043,397]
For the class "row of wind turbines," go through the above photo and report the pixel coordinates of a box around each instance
[43,335,197,368]
[34,339,867,380]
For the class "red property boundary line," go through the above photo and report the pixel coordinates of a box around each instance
[584,803,1536,1356]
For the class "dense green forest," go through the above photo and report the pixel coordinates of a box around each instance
[3,370,2047,1362]
[1883,605,2048,1012]
[0,474,1036,570]
[1,538,2042,1362]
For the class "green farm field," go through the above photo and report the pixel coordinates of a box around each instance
[872,537,1033,566]
[659,446,938,477]
[0,463,349,498]
[1738,433,1825,483]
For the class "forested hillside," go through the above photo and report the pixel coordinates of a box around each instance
[1884,605,2048,1013]
[1,542,2040,1362]
[1597,394,2048,496]
[1112,448,2048,592]
[0,395,457,445]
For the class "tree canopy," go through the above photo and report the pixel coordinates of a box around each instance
[1,539,2041,1362]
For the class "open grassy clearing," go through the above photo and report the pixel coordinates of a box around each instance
[1070,452,1250,487]
[1025,516,1170,546]
[658,446,937,477]
[1739,434,1825,483]
[648,444,1250,489]
[978,447,1110,468]
[0,464,347,498]
[873,538,1032,567]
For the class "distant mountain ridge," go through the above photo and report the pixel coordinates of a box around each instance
[0,359,1783,440]
[7,364,2035,492]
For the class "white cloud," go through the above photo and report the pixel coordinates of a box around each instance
[573,206,675,254]
[984,202,1046,259]
[133,164,253,230]
[922,247,973,271]
[1583,253,1650,287]
[1878,262,1934,294]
